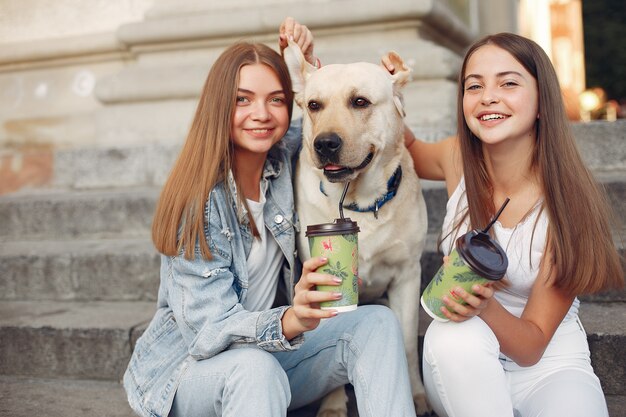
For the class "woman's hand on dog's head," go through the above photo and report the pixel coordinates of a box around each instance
[279,16,318,67]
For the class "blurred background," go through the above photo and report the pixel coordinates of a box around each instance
[0,0,624,194]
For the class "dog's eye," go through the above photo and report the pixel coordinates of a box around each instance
[308,101,321,111]
[352,97,370,108]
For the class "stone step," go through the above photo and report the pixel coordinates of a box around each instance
[0,238,160,302]
[2,236,622,303]
[1,174,624,242]
[42,120,626,190]
[0,301,154,381]
[1,375,623,417]
[0,300,623,397]
[0,376,136,417]
[0,375,334,417]
[0,187,156,241]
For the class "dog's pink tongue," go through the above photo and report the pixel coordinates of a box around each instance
[324,164,343,171]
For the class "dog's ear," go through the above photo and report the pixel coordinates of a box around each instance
[386,51,412,118]
[283,39,317,104]
[387,51,412,88]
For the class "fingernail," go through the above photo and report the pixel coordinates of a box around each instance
[333,277,342,283]
[333,292,343,299]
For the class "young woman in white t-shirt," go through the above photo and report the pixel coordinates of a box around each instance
[387,33,623,417]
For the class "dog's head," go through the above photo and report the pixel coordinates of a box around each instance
[284,40,412,183]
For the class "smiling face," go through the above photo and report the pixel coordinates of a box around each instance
[230,63,290,159]
[462,44,539,148]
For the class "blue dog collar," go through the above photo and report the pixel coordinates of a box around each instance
[319,166,402,219]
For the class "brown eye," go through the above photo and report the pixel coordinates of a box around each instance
[352,97,370,108]
[308,101,321,111]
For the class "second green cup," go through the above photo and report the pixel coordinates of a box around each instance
[420,229,508,321]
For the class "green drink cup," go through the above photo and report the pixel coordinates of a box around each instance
[306,218,360,312]
[421,198,511,322]
[420,230,508,321]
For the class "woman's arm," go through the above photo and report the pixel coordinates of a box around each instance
[441,248,574,366]
[166,192,302,359]
[381,53,461,188]
[478,258,575,366]
[404,126,459,184]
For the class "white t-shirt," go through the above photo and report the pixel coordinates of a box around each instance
[440,177,579,321]
[242,192,283,312]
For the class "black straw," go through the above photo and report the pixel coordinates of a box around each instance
[482,197,510,233]
[339,182,350,219]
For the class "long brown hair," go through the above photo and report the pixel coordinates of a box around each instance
[455,33,623,294]
[152,42,294,260]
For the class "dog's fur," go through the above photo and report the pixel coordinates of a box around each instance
[284,42,429,416]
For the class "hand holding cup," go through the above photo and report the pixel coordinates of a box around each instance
[282,257,342,339]
[439,282,495,322]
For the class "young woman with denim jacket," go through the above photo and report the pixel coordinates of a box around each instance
[123,18,416,417]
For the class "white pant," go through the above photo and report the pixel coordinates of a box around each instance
[422,316,608,417]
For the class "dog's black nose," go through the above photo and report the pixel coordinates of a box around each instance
[314,133,342,159]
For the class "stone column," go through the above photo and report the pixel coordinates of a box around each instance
[95,0,482,144]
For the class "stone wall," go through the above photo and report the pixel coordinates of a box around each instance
[0,0,518,154]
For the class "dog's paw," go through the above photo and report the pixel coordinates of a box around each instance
[316,386,348,417]
[316,410,348,417]
[414,392,433,416]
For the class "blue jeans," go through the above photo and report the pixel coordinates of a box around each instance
[169,305,416,417]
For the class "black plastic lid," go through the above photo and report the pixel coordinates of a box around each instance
[455,230,508,280]
[305,218,360,237]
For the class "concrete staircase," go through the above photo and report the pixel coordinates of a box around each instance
[0,120,624,417]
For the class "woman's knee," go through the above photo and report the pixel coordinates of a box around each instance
[356,305,401,333]
[348,305,405,353]
[229,348,288,387]
[519,369,608,417]
[424,317,499,363]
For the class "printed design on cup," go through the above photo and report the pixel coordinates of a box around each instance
[425,268,444,295]
[351,245,359,295]
[324,261,349,281]
[425,298,446,317]
[453,271,481,282]
[452,255,465,268]
[421,230,508,322]
[343,234,357,243]
[306,218,360,312]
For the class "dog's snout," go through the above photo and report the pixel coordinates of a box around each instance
[314,133,342,159]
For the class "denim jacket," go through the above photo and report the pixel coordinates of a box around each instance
[124,121,303,417]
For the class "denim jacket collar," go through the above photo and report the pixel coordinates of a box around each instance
[228,145,285,225]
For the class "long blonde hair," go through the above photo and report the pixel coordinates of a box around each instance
[152,42,294,260]
[455,33,623,295]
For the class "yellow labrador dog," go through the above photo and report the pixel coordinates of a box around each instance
[284,42,429,416]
